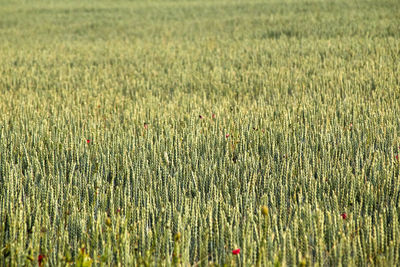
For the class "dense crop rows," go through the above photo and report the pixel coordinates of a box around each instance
[1,0,400,265]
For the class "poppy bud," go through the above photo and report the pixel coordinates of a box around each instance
[106,217,112,227]
[261,206,268,217]
[174,232,181,242]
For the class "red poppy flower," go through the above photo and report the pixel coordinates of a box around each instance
[38,254,45,266]
[199,115,203,119]
[396,155,399,161]
[232,249,240,255]
[225,134,230,138]
[341,213,347,219]
[212,114,216,119]
[86,139,90,144]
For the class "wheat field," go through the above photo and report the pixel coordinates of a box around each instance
[0,0,400,265]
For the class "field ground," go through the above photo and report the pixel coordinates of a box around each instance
[1,0,400,265]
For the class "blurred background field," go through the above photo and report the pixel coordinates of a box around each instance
[0,0,400,265]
